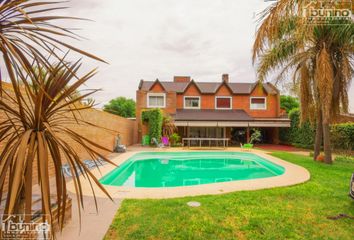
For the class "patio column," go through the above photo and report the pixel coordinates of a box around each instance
[246,127,250,143]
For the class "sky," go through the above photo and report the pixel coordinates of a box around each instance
[53,0,352,111]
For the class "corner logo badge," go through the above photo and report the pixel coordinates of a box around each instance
[303,0,353,24]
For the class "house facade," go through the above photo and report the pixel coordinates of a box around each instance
[136,74,290,145]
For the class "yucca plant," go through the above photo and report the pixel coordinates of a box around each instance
[253,0,354,163]
[0,58,115,238]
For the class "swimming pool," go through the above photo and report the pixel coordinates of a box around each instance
[99,152,285,188]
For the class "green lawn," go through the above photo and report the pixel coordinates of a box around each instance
[104,152,354,240]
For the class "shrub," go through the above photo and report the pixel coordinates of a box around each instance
[250,128,262,144]
[142,109,163,143]
[281,108,353,152]
[330,123,354,151]
[169,133,181,147]
[286,108,315,148]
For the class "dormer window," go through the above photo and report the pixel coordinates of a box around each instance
[250,97,266,110]
[184,96,200,109]
[147,93,166,108]
[215,96,232,110]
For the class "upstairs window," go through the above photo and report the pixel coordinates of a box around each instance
[147,93,166,108]
[250,97,266,110]
[215,96,232,109]
[184,96,200,109]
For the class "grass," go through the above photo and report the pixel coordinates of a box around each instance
[104,152,354,240]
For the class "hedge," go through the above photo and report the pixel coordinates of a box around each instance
[280,108,315,148]
[331,123,354,151]
[142,109,163,143]
[280,108,354,151]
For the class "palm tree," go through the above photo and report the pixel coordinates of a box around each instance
[0,1,112,237]
[253,0,354,164]
[0,59,115,237]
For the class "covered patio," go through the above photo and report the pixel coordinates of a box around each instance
[174,109,290,146]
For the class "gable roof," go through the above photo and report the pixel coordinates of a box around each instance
[139,80,278,95]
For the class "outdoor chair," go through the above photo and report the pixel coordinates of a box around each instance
[61,158,107,178]
[350,173,354,200]
[151,137,164,148]
[161,136,169,146]
[240,143,253,151]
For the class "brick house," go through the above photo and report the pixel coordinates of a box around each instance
[136,74,290,145]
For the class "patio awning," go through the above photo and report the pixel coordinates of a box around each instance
[173,110,290,127]
[175,121,290,127]
[173,109,253,121]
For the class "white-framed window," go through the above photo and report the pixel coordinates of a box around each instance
[250,97,267,110]
[215,96,232,110]
[147,93,166,108]
[184,96,201,109]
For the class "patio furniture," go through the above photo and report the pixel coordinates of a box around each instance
[350,173,354,200]
[151,137,164,148]
[241,143,253,151]
[182,138,229,149]
[161,136,169,146]
[62,158,107,178]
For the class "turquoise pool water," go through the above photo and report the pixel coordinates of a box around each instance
[99,152,285,188]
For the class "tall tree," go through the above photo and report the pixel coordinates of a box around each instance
[104,97,136,118]
[253,0,354,164]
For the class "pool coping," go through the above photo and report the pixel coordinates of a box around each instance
[66,147,311,199]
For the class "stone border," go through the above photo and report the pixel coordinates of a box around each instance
[66,147,310,199]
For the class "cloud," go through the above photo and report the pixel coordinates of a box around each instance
[49,0,354,112]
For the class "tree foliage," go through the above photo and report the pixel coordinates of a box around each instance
[280,95,299,113]
[104,97,136,118]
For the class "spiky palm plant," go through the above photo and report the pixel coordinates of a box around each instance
[0,59,115,238]
[253,0,354,164]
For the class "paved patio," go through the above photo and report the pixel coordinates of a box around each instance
[56,194,121,240]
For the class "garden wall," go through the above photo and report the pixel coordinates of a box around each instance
[0,82,138,192]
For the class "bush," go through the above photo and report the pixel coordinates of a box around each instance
[286,108,315,148]
[142,109,163,143]
[169,133,181,147]
[281,108,354,152]
[330,123,354,151]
